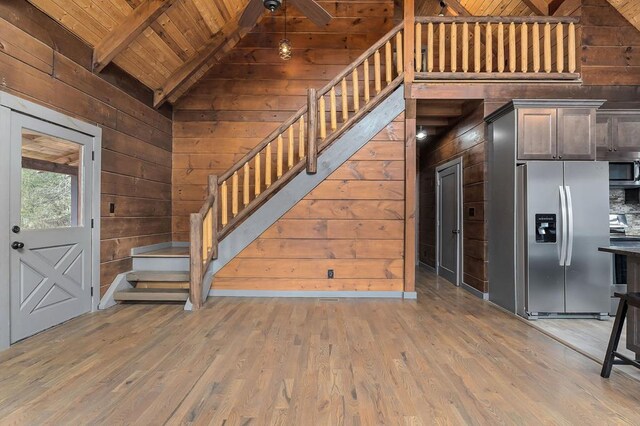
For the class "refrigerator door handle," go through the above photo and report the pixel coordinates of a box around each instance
[559,185,568,266]
[565,186,574,266]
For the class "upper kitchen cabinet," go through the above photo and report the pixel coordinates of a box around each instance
[597,111,640,159]
[514,101,604,161]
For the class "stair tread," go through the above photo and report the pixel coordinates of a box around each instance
[133,247,189,258]
[115,288,189,302]
[126,271,189,282]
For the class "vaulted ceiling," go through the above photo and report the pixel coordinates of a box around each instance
[26,0,639,108]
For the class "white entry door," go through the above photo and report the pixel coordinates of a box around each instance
[9,112,93,343]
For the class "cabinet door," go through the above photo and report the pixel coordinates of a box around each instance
[517,108,557,160]
[557,108,596,160]
[595,115,612,152]
[612,114,640,153]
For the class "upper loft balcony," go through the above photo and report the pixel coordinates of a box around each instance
[406,16,581,84]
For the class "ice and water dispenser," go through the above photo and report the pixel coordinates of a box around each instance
[535,214,557,243]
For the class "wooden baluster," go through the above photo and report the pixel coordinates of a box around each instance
[485,22,492,72]
[439,22,445,72]
[265,142,272,188]
[276,134,283,178]
[221,181,228,226]
[385,40,392,83]
[364,58,370,102]
[352,68,359,113]
[533,22,540,73]
[474,22,481,73]
[544,22,551,73]
[568,23,576,73]
[451,22,457,72]
[287,125,294,168]
[497,22,504,73]
[202,210,208,261]
[374,50,382,93]
[462,22,469,73]
[298,116,305,159]
[231,171,238,217]
[396,31,403,74]
[319,96,327,139]
[427,22,434,72]
[341,78,348,122]
[521,23,528,73]
[254,153,261,196]
[556,23,564,73]
[307,88,317,174]
[509,22,516,73]
[330,86,337,130]
[209,174,218,259]
[243,162,249,206]
[416,23,422,72]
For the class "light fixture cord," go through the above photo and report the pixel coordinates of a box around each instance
[284,0,287,39]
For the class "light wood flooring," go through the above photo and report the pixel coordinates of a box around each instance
[0,267,639,424]
[529,316,640,381]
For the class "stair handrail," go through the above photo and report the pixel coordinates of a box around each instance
[188,21,406,310]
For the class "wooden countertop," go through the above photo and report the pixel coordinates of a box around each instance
[599,246,640,257]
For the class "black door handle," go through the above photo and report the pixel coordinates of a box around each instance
[11,242,24,250]
[12,225,20,234]
[452,230,460,234]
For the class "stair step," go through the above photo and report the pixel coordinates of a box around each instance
[135,281,189,289]
[114,288,189,302]
[132,247,189,258]
[126,271,190,282]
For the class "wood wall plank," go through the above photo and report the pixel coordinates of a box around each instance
[0,18,172,294]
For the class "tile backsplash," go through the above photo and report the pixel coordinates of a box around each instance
[611,189,640,235]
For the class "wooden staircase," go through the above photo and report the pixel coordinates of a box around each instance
[112,246,191,304]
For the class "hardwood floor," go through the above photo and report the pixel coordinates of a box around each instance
[0,267,639,424]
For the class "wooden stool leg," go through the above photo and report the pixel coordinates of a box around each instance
[601,298,628,378]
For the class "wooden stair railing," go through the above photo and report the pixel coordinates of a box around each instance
[188,22,405,309]
[414,16,579,80]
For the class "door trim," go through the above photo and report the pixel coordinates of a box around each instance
[0,91,102,350]
[435,157,464,286]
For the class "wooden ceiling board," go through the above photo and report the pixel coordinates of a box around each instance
[607,0,640,33]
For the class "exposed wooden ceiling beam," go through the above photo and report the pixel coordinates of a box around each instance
[445,0,472,16]
[551,0,580,16]
[153,13,247,108]
[521,0,549,15]
[93,0,178,72]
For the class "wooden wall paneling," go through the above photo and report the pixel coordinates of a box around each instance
[0,16,173,295]
[212,113,406,292]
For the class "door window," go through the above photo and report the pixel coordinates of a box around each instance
[20,129,82,230]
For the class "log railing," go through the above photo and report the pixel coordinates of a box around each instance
[188,23,405,309]
[414,17,580,80]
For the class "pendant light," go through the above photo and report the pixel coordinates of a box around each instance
[438,1,447,16]
[278,0,292,60]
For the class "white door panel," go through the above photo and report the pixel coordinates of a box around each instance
[9,112,93,343]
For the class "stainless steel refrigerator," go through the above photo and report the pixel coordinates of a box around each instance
[516,161,610,319]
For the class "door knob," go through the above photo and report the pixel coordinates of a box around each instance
[11,225,20,234]
[11,242,24,250]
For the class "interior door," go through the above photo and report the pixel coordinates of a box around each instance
[9,112,93,343]
[437,164,460,285]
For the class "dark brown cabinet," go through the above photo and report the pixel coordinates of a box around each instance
[596,111,640,158]
[517,106,597,161]
[517,108,557,160]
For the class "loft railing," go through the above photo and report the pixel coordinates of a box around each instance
[413,16,580,80]
[188,23,405,309]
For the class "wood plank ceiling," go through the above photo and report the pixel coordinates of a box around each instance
[25,0,639,108]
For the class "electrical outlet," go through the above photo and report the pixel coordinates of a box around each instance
[327,269,334,279]
[468,207,475,217]
[109,202,116,215]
